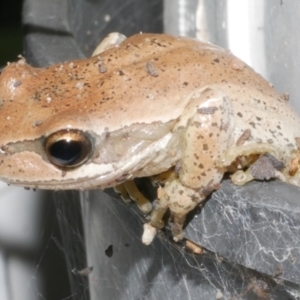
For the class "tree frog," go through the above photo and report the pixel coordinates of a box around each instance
[1,33,300,245]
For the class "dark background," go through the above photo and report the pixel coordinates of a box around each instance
[0,0,22,68]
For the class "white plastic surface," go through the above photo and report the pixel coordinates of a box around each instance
[0,183,45,300]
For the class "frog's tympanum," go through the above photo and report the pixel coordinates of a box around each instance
[1,33,300,244]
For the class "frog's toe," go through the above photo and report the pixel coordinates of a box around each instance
[114,180,152,213]
[142,223,157,245]
[169,213,186,242]
[124,180,152,213]
[230,170,254,185]
[114,183,132,203]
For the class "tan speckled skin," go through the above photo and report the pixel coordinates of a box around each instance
[1,33,300,241]
[1,33,297,143]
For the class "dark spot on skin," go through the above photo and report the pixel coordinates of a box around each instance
[237,112,243,117]
[281,92,289,101]
[256,116,262,121]
[213,58,220,63]
[183,82,188,86]
[145,61,158,77]
[98,63,107,73]
[115,174,129,182]
[249,122,256,128]
[267,139,274,144]
[179,190,184,195]
[13,80,22,87]
[175,161,181,175]
[203,144,209,151]
[198,163,204,168]
[32,120,42,128]
[197,106,218,114]
[201,172,206,176]
[236,129,251,146]
[221,120,230,131]
[191,121,201,128]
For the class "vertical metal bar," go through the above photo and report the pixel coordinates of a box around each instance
[163,0,199,37]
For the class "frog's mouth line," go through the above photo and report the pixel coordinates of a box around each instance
[3,173,120,191]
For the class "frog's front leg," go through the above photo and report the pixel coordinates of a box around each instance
[143,88,235,244]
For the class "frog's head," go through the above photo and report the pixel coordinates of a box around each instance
[0,52,174,190]
[0,59,119,189]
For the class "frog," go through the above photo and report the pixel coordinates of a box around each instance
[1,32,300,245]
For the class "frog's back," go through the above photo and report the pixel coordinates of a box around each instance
[84,33,300,134]
[93,34,300,155]
[0,33,300,153]
[109,34,300,164]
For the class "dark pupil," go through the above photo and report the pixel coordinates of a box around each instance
[49,140,82,166]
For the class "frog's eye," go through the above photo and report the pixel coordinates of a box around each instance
[45,129,93,168]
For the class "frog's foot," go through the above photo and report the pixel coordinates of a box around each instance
[231,153,286,185]
[114,180,152,214]
[142,178,205,244]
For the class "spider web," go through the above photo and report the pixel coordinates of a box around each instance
[1,178,300,300]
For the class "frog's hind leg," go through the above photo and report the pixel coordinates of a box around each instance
[143,88,235,244]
